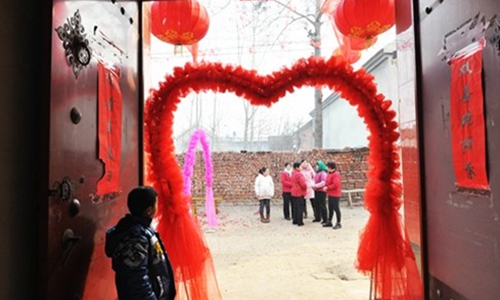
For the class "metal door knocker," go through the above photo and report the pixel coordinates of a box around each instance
[49,177,73,202]
[55,10,93,79]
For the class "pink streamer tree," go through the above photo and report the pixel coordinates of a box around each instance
[182,129,218,227]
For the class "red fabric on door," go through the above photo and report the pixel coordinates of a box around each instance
[97,62,122,195]
[450,41,489,190]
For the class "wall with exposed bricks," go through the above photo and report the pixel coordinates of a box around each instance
[176,148,369,204]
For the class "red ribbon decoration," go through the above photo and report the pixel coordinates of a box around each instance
[145,55,422,299]
[97,62,122,196]
[450,41,490,190]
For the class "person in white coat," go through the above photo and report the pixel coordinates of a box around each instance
[255,166,275,223]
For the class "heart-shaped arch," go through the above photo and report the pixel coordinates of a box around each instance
[145,56,418,299]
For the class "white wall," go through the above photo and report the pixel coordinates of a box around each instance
[323,98,370,148]
[323,43,399,149]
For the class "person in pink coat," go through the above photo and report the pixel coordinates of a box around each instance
[300,160,315,219]
[312,161,328,223]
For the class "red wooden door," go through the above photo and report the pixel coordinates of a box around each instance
[45,1,141,299]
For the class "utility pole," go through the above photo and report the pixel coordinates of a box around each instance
[313,0,323,148]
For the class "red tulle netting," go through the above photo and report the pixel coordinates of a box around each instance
[144,55,422,299]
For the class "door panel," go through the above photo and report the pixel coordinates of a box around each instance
[417,0,500,299]
[47,1,140,299]
[396,0,425,292]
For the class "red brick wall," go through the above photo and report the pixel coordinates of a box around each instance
[176,148,369,203]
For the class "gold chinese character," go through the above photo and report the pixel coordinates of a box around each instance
[460,137,473,153]
[464,162,476,180]
[460,61,472,75]
[461,111,472,126]
[461,84,470,102]
[106,97,114,111]
[107,121,113,134]
[107,146,115,161]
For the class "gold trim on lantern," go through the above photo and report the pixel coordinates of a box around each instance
[181,32,196,44]
[350,22,392,39]
[160,29,180,43]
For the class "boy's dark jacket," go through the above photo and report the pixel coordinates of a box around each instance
[105,214,176,300]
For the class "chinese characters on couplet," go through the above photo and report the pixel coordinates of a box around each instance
[97,63,122,196]
[449,41,489,190]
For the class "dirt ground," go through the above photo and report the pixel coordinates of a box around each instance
[197,202,371,300]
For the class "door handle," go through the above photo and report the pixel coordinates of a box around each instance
[62,228,81,248]
[61,229,81,267]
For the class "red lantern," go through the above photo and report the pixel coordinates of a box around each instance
[334,0,395,40]
[151,0,210,46]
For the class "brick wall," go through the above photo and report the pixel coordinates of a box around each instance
[176,148,369,203]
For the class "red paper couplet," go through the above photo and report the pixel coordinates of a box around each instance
[450,40,489,190]
[97,62,122,196]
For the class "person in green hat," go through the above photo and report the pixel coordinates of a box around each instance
[313,161,329,224]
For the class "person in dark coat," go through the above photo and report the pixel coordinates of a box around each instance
[105,186,176,300]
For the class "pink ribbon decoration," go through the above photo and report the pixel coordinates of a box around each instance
[182,129,218,227]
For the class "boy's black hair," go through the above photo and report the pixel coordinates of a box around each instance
[326,162,337,170]
[293,162,301,169]
[128,186,158,216]
[259,166,268,175]
[284,162,290,168]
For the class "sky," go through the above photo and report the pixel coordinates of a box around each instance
[147,0,395,148]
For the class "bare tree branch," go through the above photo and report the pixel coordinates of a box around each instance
[207,0,232,17]
[273,0,315,26]
[255,16,307,68]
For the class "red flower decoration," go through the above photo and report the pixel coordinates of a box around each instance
[145,55,420,299]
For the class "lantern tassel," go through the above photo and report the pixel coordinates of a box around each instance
[174,44,183,55]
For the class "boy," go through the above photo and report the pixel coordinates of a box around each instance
[105,186,176,300]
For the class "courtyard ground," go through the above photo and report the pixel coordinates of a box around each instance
[197,202,371,300]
